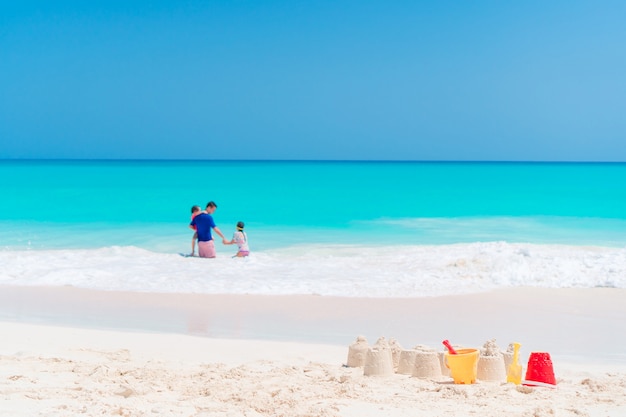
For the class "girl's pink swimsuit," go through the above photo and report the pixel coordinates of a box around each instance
[233,231,249,255]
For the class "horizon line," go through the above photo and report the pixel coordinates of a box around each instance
[1,157,625,164]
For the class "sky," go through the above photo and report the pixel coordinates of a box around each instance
[1,1,625,161]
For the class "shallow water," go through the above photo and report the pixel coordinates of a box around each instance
[1,160,625,296]
[0,242,624,297]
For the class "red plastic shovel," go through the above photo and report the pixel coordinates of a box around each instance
[442,340,458,355]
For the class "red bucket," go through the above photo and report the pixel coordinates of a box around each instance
[524,352,556,386]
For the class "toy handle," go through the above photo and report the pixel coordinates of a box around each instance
[442,340,457,355]
[512,342,521,362]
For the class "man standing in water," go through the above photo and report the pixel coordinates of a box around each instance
[190,201,226,258]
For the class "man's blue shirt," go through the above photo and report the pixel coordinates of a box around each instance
[191,213,216,241]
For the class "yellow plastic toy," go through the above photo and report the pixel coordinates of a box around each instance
[506,342,522,385]
[445,348,479,384]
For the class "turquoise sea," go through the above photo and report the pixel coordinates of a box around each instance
[1,160,626,251]
[1,160,625,297]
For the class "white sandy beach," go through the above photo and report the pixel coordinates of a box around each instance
[1,287,625,416]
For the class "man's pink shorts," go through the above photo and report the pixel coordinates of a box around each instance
[198,240,216,258]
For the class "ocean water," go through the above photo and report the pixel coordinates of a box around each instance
[1,160,625,296]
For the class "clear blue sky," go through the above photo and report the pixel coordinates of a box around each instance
[1,1,625,161]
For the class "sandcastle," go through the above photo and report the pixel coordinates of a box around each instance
[477,339,506,382]
[397,345,437,375]
[396,349,418,375]
[412,350,442,379]
[363,337,394,376]
[503,342,516,369]
[346,335,370,368]
[388,338,403,371]
[349,336,527,383]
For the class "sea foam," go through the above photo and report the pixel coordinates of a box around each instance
[1,242,624,297]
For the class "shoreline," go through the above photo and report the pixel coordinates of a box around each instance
[2,242,624,297]
[1,285,625,364]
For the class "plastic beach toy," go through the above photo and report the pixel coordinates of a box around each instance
[442,340,458,355]
[445,348,479,384]
[523,352,556,387]
[506,342,522,385]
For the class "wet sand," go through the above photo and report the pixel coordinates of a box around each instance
[1,285,624,362]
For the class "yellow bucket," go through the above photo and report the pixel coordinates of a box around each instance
[445,348,479,384]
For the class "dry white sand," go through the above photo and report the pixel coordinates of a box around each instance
[1,287,625,416]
